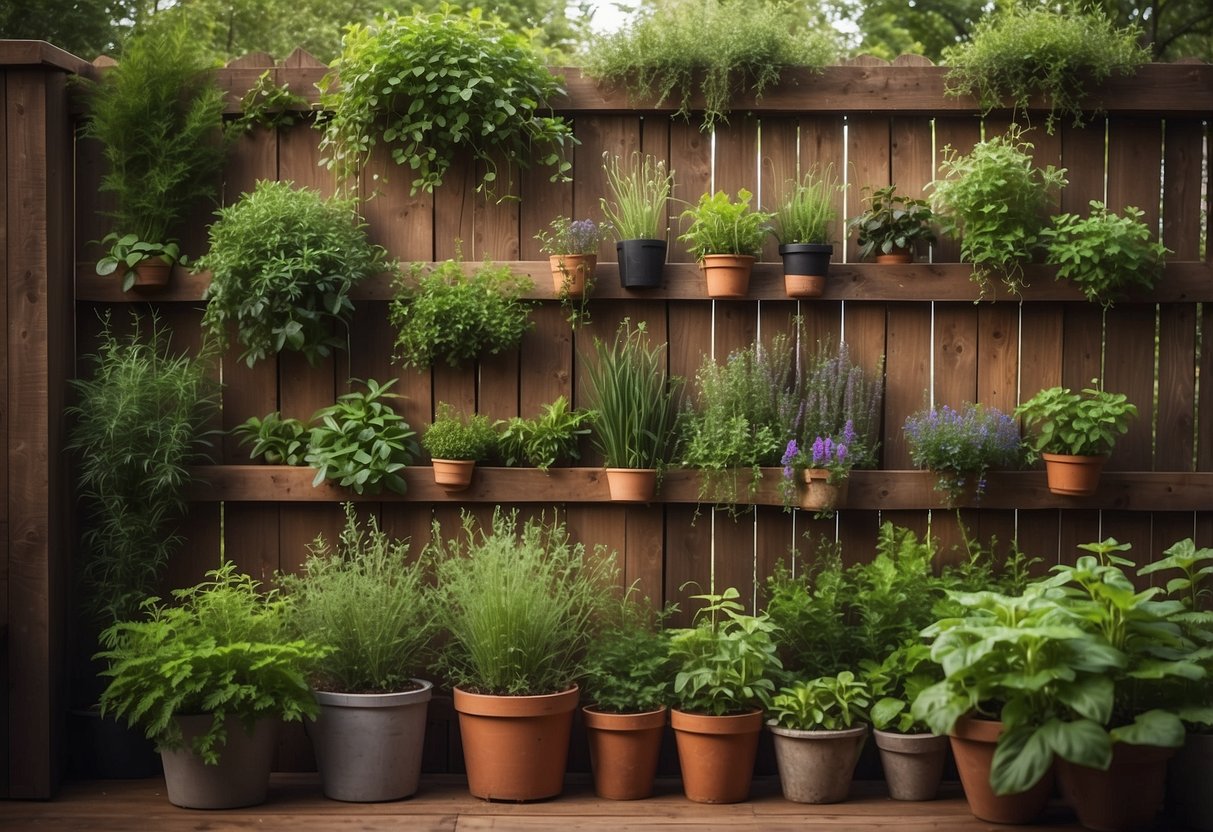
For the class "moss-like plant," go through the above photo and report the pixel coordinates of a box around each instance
[943,5,1150,134]
[583,0,837,131]
[422,403,498,463]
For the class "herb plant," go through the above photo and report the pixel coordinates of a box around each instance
[199,181,394,368]
[430,509,617,695]
[305,378,420,495]
[281,503,434,693]
[389,259,535,369]
[535,217,611,256]
[584,0,836,131]
[904,403,1022,504]
[768,671,871,731]
[96,562,330,765]
[1014,384,1138,458]
[848,185,937,260]
[796,340,884,470]
[96,235,184,289]
[678,189,773,258]
[496,396,595,470]
[233,411,308,465]
[600,152,675,240]
[318,8,575,194]
[226,70,309,137]
[928,125,1068,295]
[779,422,857,510]
[1140,538,1213,613]
[422,402,498,462]
[771,167,842,245]
[943,5,1150,134]
[1043,200,1170,308]
[582,590,673,713]
[865,643,942,734]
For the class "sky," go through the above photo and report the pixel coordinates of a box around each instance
[588,1,630,32]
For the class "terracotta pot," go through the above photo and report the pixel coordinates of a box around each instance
[604,468,657,502]
[875,248,913,264]
[784,274,826,297]
[118,258,171,290]
[1170,732,1213,830]
[310,681,432,802]
[873,729,949,801]
[617,239,666,289]
[160,714,277,809]
[779,243,832,298]
[453,686,579,801]
[949,716,1053,824]
[1041,453,1105,496]
[582,706,667,800]
[671,708,763,804]
[800,469,848,512]
[769,722,867,804]
[550,254,596,296]
[1058,742,1175,832]
[699,254,754,298]
[432,458,475,491]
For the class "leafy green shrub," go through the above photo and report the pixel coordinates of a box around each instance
[768,671,871,730]
[678,189,773,258]
[904,403,1022,504]
[497,396,596,470]
[1043,200,1170,308]
[281,503,434,693]
[928,125,1068,295]
[772,167,842,245]
[865,643,942,733]
[305,378,419,495]
[232,411,308,465]
[422,403,498,462]
[600,152,676,240]
[581,590,673,713]
[848,185,937,260]
[943,5,1150,134]
[1014,384,1138,458]
[96,562,330,764]
[389,259,535,369]
[199,181,395,367]
[584,0,837,131]
[318,8,575,194]
[430,509,617,695]
[66,313,220,625]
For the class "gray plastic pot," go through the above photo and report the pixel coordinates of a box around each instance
[769,722,868,804]
[160,715,277,809]
[874,729,949,801]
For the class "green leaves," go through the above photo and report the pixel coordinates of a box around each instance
[678,189,773,258]
[600,152,676,241]
[1043,201,1169,308]
[497,396,595,470]
[848,185,938,260]
[769,671,871,731]
[1015,385,1138,457]
[772,167,843,245]
[422,403,498,462]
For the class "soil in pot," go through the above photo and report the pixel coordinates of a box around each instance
[770,723,868,804]
[671,709,763,804]
[949,716,1053,824]
[1042,453,1105,496]
[1058,742,1175,832]
[873,729,949,801]
[699,254,754,299]
[604,468,657,502]
[583,706,667,800]
[432,459,475,491]
[617,239,666,289]
[160,715,277,809]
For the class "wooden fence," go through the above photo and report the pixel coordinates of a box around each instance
[4,42,1213,793]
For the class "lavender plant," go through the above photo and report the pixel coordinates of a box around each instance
[535,217,611,256]
[793,341,884,470]
[904,403,1022,504]
[779,421,857,507]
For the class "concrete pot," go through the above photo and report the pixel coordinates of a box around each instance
[310,680,433,802]
[1170,732,1213,830]
[583,706,667,800]
[160,715,277,809]
[769,722,868,804]
[671,709,762,803]
[873,729,948,801]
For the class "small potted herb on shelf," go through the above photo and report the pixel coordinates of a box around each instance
[1014,384,1138,496]
[496,396,596,471]
[678,189,773,298]
[771,167,843,297]
[779,422,857,515]
[232,411,308,465]
[848,185,937,264]
[767,671,871,805]
[421,403,498,490]
[600,152,675,288]
[535,217,610,327]
[1042,200,1170,308]
[904,403,1022,506]
[864,643,949,801]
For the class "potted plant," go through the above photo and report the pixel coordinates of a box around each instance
[865,643,950,801]
[848,185,937,264]
[928,125,1068,296]
[96,563,330,809]
[580,320,682,502]
[904,402,1022,506]
[197,181,396,368]
[535,217,610,327]
[678,189,773,298]
[1014,384,1138,496]
[779,422,857,515]
[1042,200,1170,308]
[666,587,781,804]
[600,152,675,289]
[496,396,596,471]
[771,167,843,297]
[421,403,498,490]
[580,591,673,800]
[390,258,535,369]
[767,671,871,804]
[232,411,308,465]
[281,504,436,802]
[429,509,617,801]
[81,21,226,290]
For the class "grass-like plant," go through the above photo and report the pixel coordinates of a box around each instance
[305,378,419,496]
[943,4,1150,134]
[429,509,618,696]
[581,320,682,470]
[583,0,837,131]
[422,403,498,462]
[198,181,395,368]
[904,403,1023,504]
[389,259,535,369]
[281,503,434,693]
[678,189,773,258]
[600,152,676,240]
[496,396,596,470]
[771,167,842,245]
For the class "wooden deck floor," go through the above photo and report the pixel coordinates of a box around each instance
[1,775,1111,831]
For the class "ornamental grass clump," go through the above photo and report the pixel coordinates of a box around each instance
[600,152,675,241]
[430,509,618,695]
[904,402,1022,504]
[771,166,842,245]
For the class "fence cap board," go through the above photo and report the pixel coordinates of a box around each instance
[0,40,97,76]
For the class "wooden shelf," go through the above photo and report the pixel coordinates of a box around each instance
[185,465,1213,511]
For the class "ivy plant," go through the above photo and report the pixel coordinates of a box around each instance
[226,70,310,137]
[318,7,575,195]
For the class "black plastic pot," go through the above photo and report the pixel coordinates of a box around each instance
[617,239,667,289]
[69,707,162,779]
[778,243,833,277]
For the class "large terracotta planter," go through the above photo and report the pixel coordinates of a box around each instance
[949,716,1053,824]
[453,686,579,801]
[310,680,432,802]
[1058,742,1175,832]
[582,706,667,800]
[432,459,475,491]
[699,254,754,298]
[800,469,848,512]
[1042,453,1105,496]
[874,729,949,801]
[1170,732,1213,830]
[769,722,867,804]
[160,715,277,809]
[778,243,832,298]
[604,468,657,502]
[550,254,596,295]
[670,708,763,804]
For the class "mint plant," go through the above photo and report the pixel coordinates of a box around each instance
[232,411,308,466]
[305,378,419,495]
[1043,201,1169,308]
[768,671,871,731]
[1014,385,1138,458]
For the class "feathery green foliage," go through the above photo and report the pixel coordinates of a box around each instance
[422,403,498,462]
